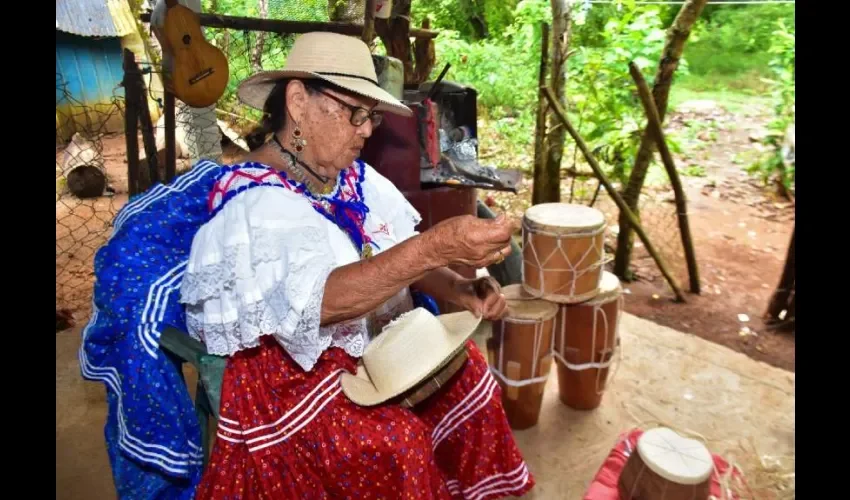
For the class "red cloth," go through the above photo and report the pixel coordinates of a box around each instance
[583,428,746,500]
[196,338,534,499]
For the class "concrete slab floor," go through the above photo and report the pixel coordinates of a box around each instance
[57,313,794,499]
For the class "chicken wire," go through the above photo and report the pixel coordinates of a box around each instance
[560,173,690,293]
[56,12,357,325]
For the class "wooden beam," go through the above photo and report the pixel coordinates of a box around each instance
[139,12,439,39]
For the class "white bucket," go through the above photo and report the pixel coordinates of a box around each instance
[375,0,392,19]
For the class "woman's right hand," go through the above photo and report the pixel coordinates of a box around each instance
[427,213,517,268]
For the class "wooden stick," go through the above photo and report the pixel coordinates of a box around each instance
[122,50,140,197]
[139,12,439,39]
[531,23,550,205]
[164,90,177,182]
[543,86,686,302]
[628,61,700,294]
[132,65,160,187]
[362,0,376,43]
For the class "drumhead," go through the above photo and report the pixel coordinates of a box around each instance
[584,271,622,305]
[523,203,606,234]
[502,284,559,321]
[637,427,713,485]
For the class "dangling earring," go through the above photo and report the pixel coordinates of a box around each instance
[291,124,307,156]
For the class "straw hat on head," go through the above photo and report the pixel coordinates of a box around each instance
[236,31,412,117]
[341,308,487,407]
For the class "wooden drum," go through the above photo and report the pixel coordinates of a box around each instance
[521,203,607,304]
[486,284,558,430]
[618,427,714,499]
[554,271,623,410]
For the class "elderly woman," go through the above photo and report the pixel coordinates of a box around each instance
[82,32,533,499]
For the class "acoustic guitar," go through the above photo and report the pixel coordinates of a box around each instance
[159,0,229,108]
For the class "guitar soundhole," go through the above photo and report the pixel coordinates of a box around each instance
[182,34,191,45]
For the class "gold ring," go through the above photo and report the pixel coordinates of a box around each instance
[494,250,504,264]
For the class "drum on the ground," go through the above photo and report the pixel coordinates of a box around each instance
[486,284,558,430]
[521,203,607,304]
[554,270,622,410]
[618,427,714,499]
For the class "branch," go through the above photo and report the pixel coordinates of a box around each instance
[543,85,687,303]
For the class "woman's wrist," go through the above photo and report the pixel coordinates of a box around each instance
[416,229,451,270]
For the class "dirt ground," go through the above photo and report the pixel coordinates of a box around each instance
[483,98,795,373]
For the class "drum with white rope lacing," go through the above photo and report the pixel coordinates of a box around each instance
[521,203,607,304]
[553,271,623,410]
[486,284,558,430]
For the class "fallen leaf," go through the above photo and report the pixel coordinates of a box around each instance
[755,345,765,353]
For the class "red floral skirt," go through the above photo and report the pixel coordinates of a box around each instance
[196,336,534,499]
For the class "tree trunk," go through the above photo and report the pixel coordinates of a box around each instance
[765,224,795,328]
[613,0,707,279]
[250,0,269,73]
[376,0,413,83]
[532,23,550,205]
[538,0,572,205]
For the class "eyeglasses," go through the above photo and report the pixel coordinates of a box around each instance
[318,90,383,128]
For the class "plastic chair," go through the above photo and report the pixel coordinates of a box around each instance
[159,327,226,466]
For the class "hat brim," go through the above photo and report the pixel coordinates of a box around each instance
[340,311,487,406]
[237,70,413,117]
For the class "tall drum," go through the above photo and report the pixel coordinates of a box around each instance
[521,203,607,304]
[486,284,558,430]
[554,271,623,410]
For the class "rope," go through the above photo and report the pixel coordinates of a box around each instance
[521,219,609,301]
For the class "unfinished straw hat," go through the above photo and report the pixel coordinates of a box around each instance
[341,308,485,406]
[236,31,412,117]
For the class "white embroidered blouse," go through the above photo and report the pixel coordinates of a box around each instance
[178,160,422,372]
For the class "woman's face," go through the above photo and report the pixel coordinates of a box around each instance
[287,81,379,173]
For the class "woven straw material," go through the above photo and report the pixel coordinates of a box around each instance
[341,308,485,406]
[236,32,412,117]
[399,349,469,408]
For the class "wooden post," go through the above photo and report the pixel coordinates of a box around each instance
[765,224,795,329]
[362,0,376,43]
[531,23,550,206]
[164,91,177,182]
[543,86,686,302]
[628,61,700,294]
[123,49,140,197]
[614,0,708,279]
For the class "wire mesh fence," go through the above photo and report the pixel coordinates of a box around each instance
[55,6,334,326]
[566,177,690,292]
[56,73,128,323]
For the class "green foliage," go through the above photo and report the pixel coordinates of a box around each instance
[747,19,795,191]
[682,5,795,91]
[413,0,522,40]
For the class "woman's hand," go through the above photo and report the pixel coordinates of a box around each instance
[452,276,508,321]
[426,214,516,269]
